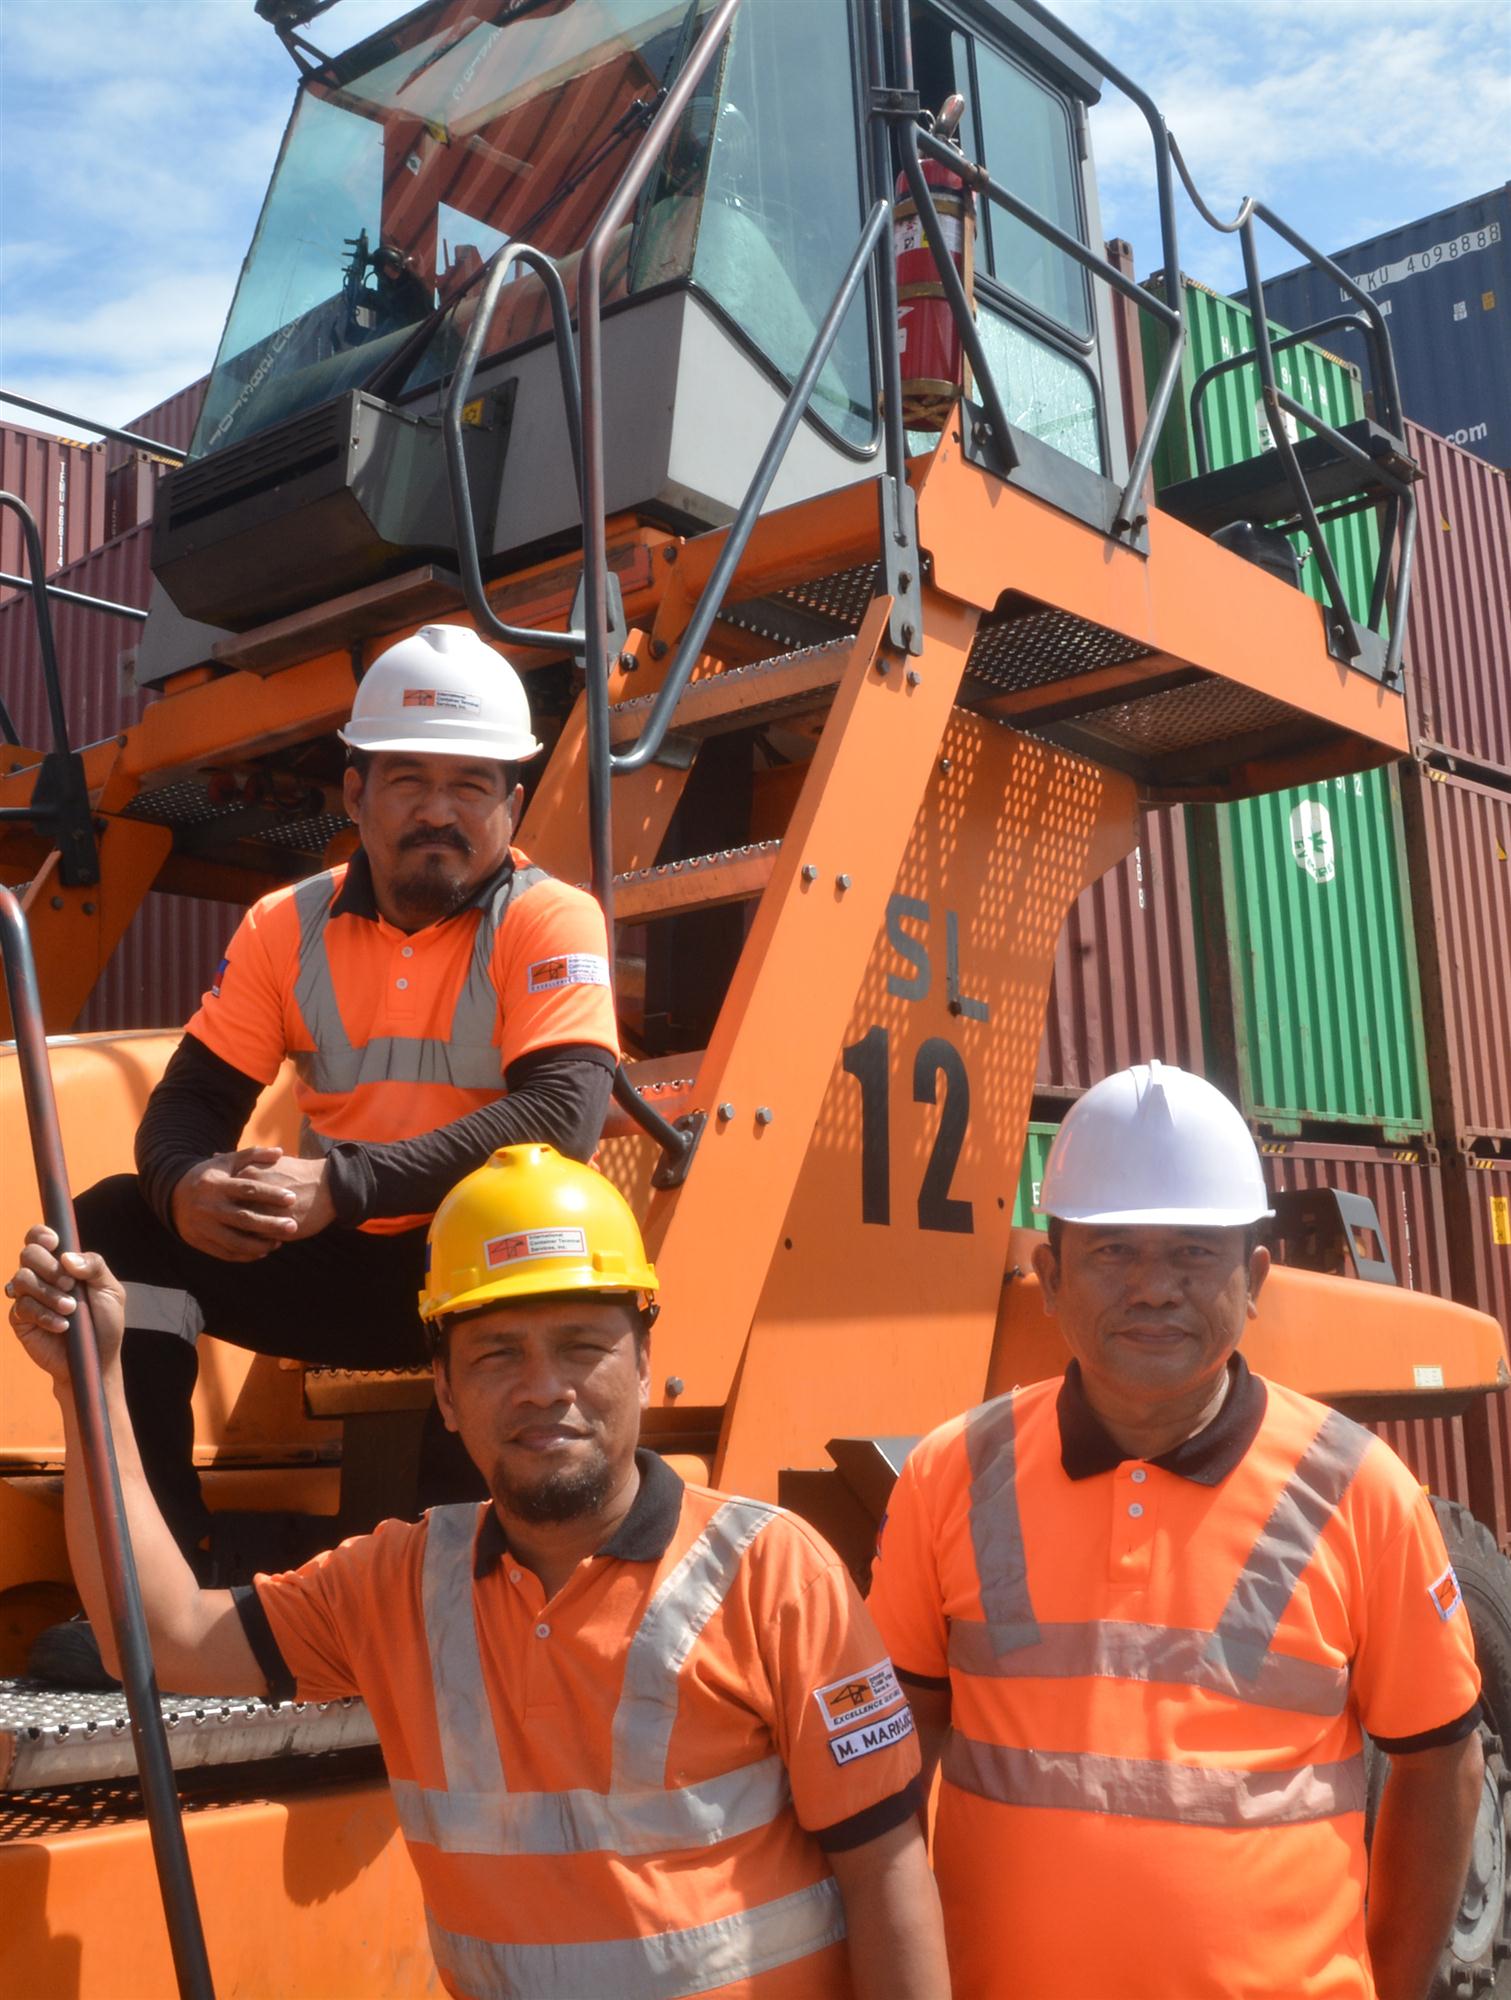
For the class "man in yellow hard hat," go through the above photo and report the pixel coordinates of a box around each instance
[9,1146,949,2000]
[867,1061,1483,2000]
[40,624,619,1685]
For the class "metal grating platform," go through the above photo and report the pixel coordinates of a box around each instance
[1061,675,1305,759]
[963,606,1154,696]
[0,1681,376,1790]
[723,563,881,650]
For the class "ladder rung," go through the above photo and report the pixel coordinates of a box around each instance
[304,1366,432,1418]
[613,841,779,921]
[608,637,854,745]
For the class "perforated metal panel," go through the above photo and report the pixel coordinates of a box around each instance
[963,606,1153,696]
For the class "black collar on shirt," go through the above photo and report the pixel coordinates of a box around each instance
[328,844,517,923]
[473,1448,686,1578]
[1057,1352,1268,1485]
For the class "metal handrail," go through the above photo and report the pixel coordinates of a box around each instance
[0,886,216,2000]
[1168,134,1415,679]
[0,493,100,882]
[1189,312,1378,477]
[442,243,590,654]
[0,569,149,621]
[0,391,186,463]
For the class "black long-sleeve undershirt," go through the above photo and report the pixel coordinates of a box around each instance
[135,1032,615,1230]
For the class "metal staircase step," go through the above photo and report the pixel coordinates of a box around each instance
[602,1051,704,1138]
[0,1680,376,1790]
[303,1366,433,1418]
[608,637,854,746]
[613,841,779,921]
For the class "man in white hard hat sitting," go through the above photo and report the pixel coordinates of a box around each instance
[868,1061,1484,2000]
[34,625,619,1686]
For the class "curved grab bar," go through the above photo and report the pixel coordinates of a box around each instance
[442,241,589,654]
[1168,133,1255,236]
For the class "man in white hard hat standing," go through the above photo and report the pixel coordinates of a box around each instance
[34,625,620,1686]
[868,1061,1484,2000]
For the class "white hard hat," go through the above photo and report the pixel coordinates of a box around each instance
[1037,1061,1273,1227]
[340,625,543,761]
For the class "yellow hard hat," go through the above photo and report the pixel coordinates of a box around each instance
[420,1144,657,1322]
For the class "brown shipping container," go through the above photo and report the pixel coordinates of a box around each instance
[0,424,106,606]
[0,524,154,750]
[1036,804,1204,1095]
[103,377,208,471]
[102,376,211,538]
[1261,1139,1474,1512]
[1451,1155,1511,1548]
[1399,763,1511,1146]
[1405,421,1511,780]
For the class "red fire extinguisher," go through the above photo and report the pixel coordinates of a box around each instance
[895,108,976,433]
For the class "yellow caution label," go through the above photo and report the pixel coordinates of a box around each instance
[461,398,486,429]
[1484,291,1497,311]
[1491,1196,1510,1248]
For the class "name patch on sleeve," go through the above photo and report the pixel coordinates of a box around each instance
[528,953,611,993]
[1428,1564,1464,1622]
[829,1703,915,1767]
[813,1661,904,1733]
[485,1226,588,1267]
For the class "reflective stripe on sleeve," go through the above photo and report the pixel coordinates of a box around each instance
[947,1617,1349,1716]
[1205,1409,1373,1686]
[391,1754,788,1856]
[942,1732,1366,1827]
[964,1395,1041,1653]
[426,1875,846,2000]
[613,1497,779,1790]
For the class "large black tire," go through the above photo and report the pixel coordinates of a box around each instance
[1387,1498,1511,1998]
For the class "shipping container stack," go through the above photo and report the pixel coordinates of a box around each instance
[0,377,236,1030]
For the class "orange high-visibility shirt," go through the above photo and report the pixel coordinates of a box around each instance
[867,1358,1481,2000]
[187,846,618,1231]
[247,1454,922,1999]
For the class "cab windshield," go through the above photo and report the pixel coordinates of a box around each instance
[194,0,874,457]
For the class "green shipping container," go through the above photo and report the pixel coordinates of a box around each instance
[1141,275,1382,627]
[1011,1122,1060,1231]
[1203,764,1430,1138]
[1143,277,1428,1138]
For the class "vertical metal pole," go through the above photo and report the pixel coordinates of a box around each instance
[0,886,215,2000]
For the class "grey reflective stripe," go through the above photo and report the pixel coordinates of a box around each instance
[426,1876,845,2000]
[391,1754,787,1856]
[1206,1409,1373,1686]
[964,1395,1040,1652]
[948,1617,1348,1717]
[291,863,552,1100]
[613,1497,779,1790]
[943,1731,1366,1828]
[422,1505,506,1799]
[122,1282,204,1342]
[402,1497,793,1860]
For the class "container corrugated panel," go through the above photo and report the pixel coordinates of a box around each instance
[1262,1139,1472,1510]
[1011,1122,1059,1230]
[1399,765,1511,1144]
[104,377,209,471]
[76,890,245,1035]
[0,524,154,750]
[1211,762,1430,1137]
[1261,186,1511,472]
[1403,421,1511,778]
[0,425,107,606]
[1036,804,1204,1094]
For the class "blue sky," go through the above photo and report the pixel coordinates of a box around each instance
[1,0,1506,435]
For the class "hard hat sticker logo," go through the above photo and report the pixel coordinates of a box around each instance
[1428,1564,1464,1621]
[813,1661,904,1732]
[484,1226,589,1267]
[401,688,483,713]
[828,1704,915,1767]
[528,954,611,993]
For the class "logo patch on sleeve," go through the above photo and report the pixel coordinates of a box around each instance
[209,956,230,999]
[528,953,610,993]
[485,1226,588,1267]
[813,1662,904,1733]
[1428,1564,1464,1621]
[829,1703,915,1767]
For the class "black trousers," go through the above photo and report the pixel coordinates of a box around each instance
[76,1176,440,1559]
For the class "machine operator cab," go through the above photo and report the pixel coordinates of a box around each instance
[139,0,1124,678]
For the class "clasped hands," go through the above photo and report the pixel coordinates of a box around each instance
[169,1147,336,1261]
